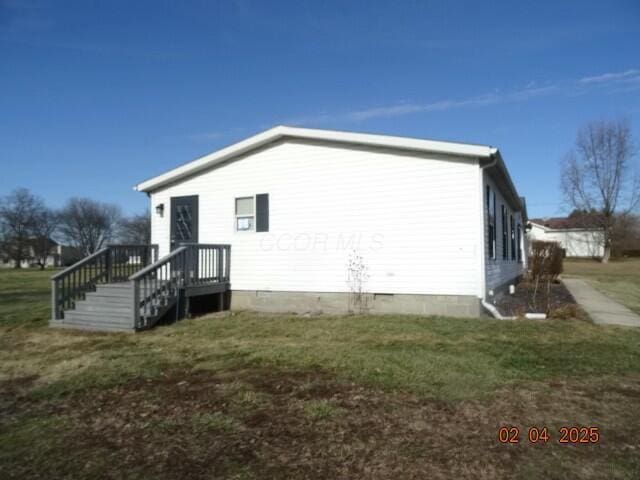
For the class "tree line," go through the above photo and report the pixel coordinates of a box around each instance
[0,188,150,269]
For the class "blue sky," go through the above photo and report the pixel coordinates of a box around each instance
[1,0,639,218]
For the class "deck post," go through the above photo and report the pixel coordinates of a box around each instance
[132,280,140,329]
[217,246,223,281]
[105,248,112,283]
[226,245,231,282]
[51,279,60,320]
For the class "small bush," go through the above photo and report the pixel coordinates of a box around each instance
[528,241,564,312]
[529,240,564,282]
[549,245,564,280]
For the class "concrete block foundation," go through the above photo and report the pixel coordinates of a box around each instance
[230,290,481,318]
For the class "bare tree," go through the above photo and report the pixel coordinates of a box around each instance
[59,198,122,256]
[0,188,43,268]
[561,118,639,262]
[119,210,151,244]
[31,207,60,269]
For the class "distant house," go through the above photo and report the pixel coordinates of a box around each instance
[0,239,79,268]
[527,217,604,258]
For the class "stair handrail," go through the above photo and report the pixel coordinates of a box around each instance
[51,244,159,321]
[129,246,189,329]
[51,247,109,281]
[51,247,110,320]
[128,246,188,281]
[128,244,231,329]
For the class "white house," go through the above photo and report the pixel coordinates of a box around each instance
[1,239,78,269]
[134,126,527,317]
[528,218,604,258]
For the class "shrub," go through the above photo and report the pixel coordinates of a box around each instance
[548,245,564,280]
[529,241,564,282]
[528,240,564,312]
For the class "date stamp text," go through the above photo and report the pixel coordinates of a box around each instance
[498,426,600,445]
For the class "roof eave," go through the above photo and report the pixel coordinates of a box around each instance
[134,126,289,192]
[134,126,496,193]
[134,125,498,193]
[528,221,604,233]
[481,149,524,212]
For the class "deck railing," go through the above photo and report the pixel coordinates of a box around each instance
[108,244,160,282]
[51,244,159,320]
[130,243,231,329]
[183,243,231,285]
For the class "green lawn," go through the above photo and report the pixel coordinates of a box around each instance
[1,268,640,479]
[0,267,53,328]
[564,258,640,314]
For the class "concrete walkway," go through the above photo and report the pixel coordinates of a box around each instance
[563,278,640,327]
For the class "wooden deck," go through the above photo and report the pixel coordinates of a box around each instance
[50,244,231,332]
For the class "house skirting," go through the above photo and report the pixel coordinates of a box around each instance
[230,290,481,318]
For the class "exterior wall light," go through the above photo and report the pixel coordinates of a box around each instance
[155,203,164,217]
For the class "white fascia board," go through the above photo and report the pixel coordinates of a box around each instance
[134,126,494,193]
[284,126,495,158]
[135,126,287,192]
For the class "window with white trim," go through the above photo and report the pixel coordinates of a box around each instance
[510,214,516,261]
[486,186,496,260]
[517,223,523,263]
[235,197,254,231]
[501,205,508,260]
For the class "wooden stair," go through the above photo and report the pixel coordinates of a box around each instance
[50,243,230,332]
[52,283,176,332]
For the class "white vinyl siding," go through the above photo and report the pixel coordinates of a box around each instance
[150,139,482,296]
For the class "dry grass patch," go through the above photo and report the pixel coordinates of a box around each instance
[1,367,639,479]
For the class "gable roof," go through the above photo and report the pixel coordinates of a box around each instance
[529,216,603,231]
[134,126,524,211]
[134,126,499,193]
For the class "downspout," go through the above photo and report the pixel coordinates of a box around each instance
[479,151,516,320]
[481,298,515,320]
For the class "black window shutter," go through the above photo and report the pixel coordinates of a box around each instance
[256,193,269,232]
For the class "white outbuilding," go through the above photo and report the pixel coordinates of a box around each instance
[528,217,604,258]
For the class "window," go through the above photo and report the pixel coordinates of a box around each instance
[517,223,522,263]
[235,197,254,231]
[235,194,269,232]
[510,215,516,261]
[501,205,508,260]
[486,186,496,259]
